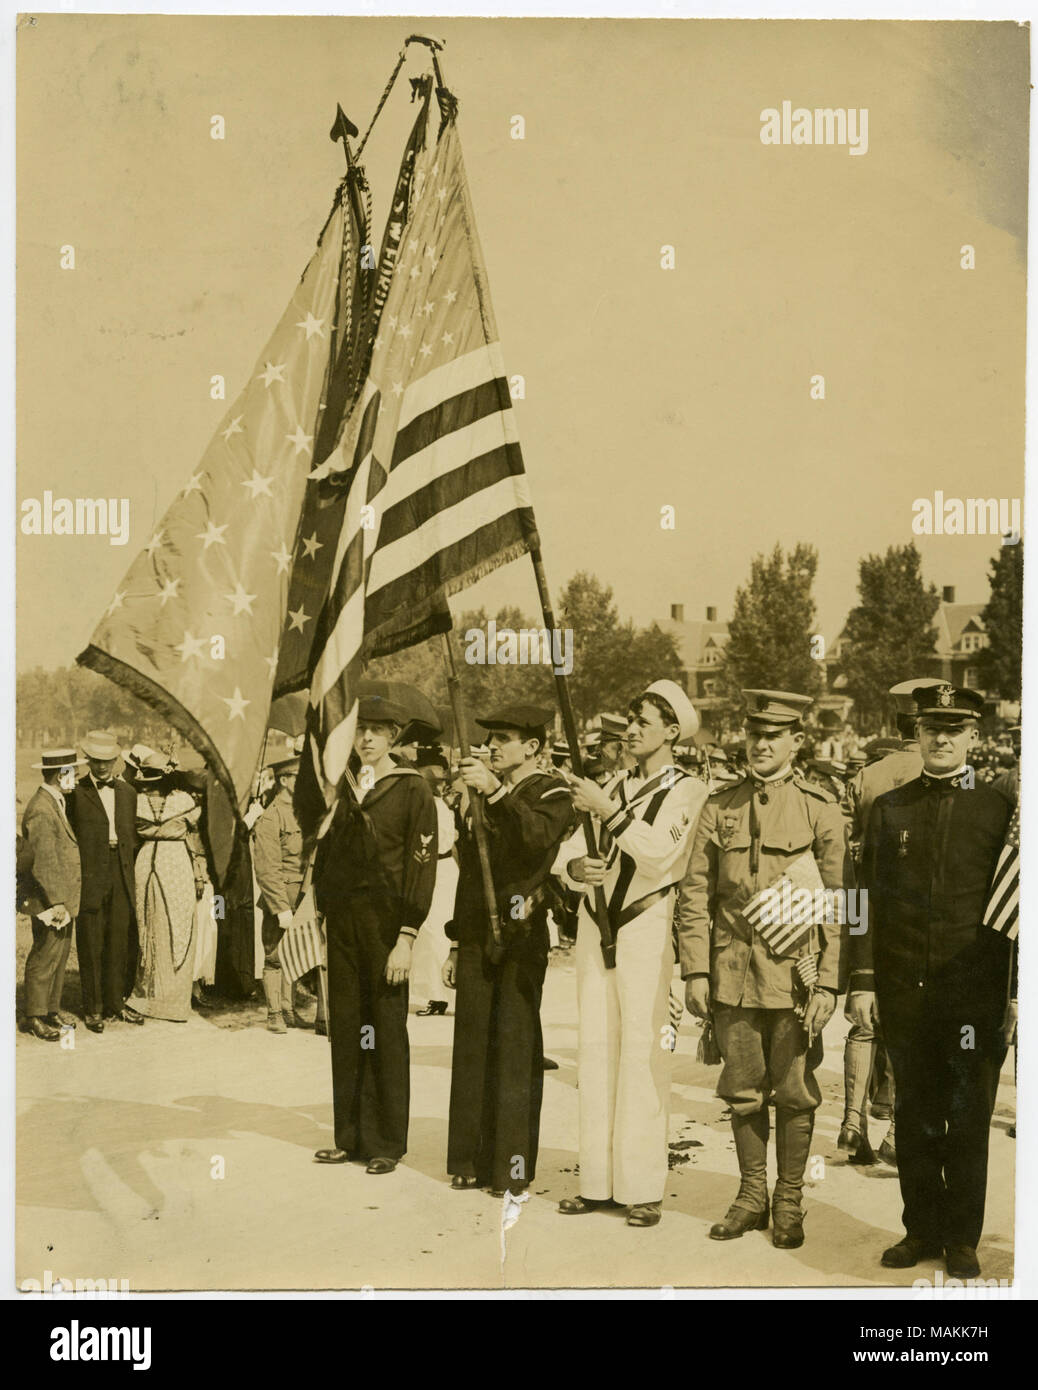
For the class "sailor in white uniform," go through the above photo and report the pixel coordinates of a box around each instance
[556,679,707,1227]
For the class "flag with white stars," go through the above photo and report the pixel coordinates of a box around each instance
[79,179,369,830]
[294,88,540,839]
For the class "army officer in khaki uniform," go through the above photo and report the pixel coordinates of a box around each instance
[253,756,304,1033]
[676,691,852,1249]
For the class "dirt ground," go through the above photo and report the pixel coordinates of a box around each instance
[14,936,1017,1294]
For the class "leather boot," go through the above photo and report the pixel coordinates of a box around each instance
[840,1032,875,1152]
[281,974,298,1028]
[773,1108,814,1249]
[710,1110,770,1240]
[262,965,285,1033]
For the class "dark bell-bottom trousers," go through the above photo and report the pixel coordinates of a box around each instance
[326,897,409,1162]
[24,917,73,1017]
[883,1004,1006,1250]
[75,856,134,1018]
[447,934,547,1192]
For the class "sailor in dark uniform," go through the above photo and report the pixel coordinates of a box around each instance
[851,684,1015,1279]
[445,704,574,1196]
[312,695,437,1175]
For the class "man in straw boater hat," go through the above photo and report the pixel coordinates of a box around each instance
[20,748,86,1039]
[312,693,437,1175]
[677,690,852,1249]
[557,679,707,1227]
[443,702,574,1196]
[68,730,142,1034]
[253,753,305,1033]
[851,684,1015,1281]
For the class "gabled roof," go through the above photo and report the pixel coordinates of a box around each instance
[934,603,986,656]
[656,617,730,669]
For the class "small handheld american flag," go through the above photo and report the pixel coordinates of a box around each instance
[982,804,1020,941]
[277,889,327,982]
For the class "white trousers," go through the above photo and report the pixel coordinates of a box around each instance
[575,899,674,1205]
[410,858,459,1007]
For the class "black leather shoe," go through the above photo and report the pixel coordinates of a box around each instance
[29,1017,60,1041]
[837,1124,861,1152]
[416,1001,448,1016]
[709,1203,769,1240]
[772,1208,805,1250]
[626,1202,662,1227]
[85,1015,104,1034]
[107,1008,145,1025]
[557,1195,616,1215]
[945,1245,981,1279]
[542,1056,559,1070]
[881,1236,943,1269]
[366,1157,397,1175]
[44,1012,75,1029]
[313,1148,350,1164]
[878,1135,897,1167]
[450,1174,479,1190]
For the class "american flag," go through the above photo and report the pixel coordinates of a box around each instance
[982,803,1020,940]
[741,877,815,956]
[277,890,326,981]
[78,175,370,841]
[293,88,539,838]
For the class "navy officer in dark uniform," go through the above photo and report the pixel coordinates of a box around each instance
[312,694,437,1175]
[851,684,1014,1279]
[444,703,574,1196]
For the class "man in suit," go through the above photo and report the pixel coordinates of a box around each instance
[21,749,84,1040]
[69,730,142,1033]
[851,684,1014,1280]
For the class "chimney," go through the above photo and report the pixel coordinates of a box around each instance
[942,585,956,604]
[671,603,684,623]
[706,606,717,623]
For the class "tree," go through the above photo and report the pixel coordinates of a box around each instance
[838,543,940,727]
[722,543,823,700]
[978,541,1024,699]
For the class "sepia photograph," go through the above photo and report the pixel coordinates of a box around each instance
[11,7,1029,1306]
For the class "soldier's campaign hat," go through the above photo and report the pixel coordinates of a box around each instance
[270,755,301,777]
[357,694,410,727]
[476,704,554,736]
[742,690,813,732]
[597,712,629,741]
[889,676,943,714]
[864,736,903,763]
[32,747,86,771]
[638,679,700,741]
[81,730,121,761]
[913,683,985,721]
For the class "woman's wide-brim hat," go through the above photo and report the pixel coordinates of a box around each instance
[127,743,177,781]
[32,747,87,771]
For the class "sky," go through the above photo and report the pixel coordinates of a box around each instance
[15,14,1029,671]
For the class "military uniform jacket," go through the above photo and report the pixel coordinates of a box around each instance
[253,791,304,916]
[449,770,574,952]
[20,786,81,919]
[314,767,437,932]
[676,770,851,1008]
[560,766,708,931]
[851,774,1012,1017]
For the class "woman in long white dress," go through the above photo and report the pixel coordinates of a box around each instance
[410,764,459,1015]
[126,753,207,1023]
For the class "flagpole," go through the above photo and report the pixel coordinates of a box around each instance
[439,630,505,964]
[528,547,616,969]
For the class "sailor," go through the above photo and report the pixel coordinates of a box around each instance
[676,690,851,1248]
[444,703,575,1195]
[851,684,1014,1279]
[252,755,304,1033]
[312,695,437,1175]
[557,679,707,1227]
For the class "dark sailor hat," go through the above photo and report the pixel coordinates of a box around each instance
[742,690,813,731]
[357,694,410,727]
[476,704,553,736]
[913,683,984,721]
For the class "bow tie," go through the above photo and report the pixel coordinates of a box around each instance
[95,779,113,788]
